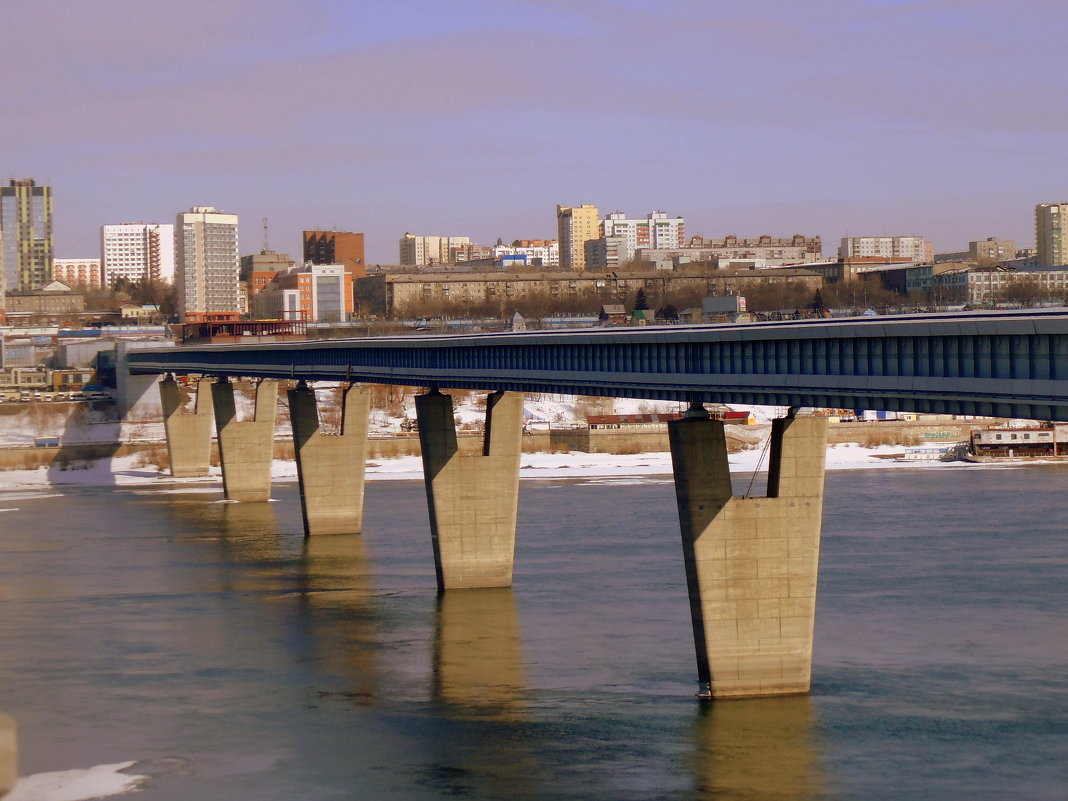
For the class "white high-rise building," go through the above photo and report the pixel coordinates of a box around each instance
[101,222,175,286]
[602,211,685,261]
[175,207,240,318]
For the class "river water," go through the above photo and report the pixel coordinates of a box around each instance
[0,466,1066,800]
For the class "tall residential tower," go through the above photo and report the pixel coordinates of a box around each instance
[1036,203,1068,267]
[0,179,53,292]
[556,204,600,270]
[175,206,240,319]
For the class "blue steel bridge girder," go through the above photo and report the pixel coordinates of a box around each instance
[127,310,1068,422]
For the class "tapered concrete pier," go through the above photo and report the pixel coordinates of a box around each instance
[669,410,827,698]
[416,390,524,590]
[160,375,214,477]
[212,379,278,502]
[288,382,370,535]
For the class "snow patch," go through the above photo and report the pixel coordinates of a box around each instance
[5,761,147,801]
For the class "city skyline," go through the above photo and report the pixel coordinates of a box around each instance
[3,0,1067,263]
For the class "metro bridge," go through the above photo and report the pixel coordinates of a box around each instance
[127,309,1068,420]
[121,309,1068,700]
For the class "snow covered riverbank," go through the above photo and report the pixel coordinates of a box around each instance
[0,441,994,495]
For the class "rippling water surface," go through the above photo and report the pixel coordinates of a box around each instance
[0,466,1066,799]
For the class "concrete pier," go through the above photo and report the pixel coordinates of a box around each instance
[160,375,214,477]
[212,379,278,502]
[288,383,370,535]
[415,390,523,590]
[0,713,14,797]
[669,412,828,698]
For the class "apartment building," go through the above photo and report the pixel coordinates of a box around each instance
[642,233,823,267]
[100,222,175,285]
[838,235,934,263]
[356,267,821,318]
[969,237,1017,268]
[602,211,685,261]
[491,240,559,267]
[175,207,240,319]
[556,204,600,270]
[584,237,628,269]
[53,258,104,290]
[1035,203,1068,267]
[1,179,53,292]
[399,233,472,266]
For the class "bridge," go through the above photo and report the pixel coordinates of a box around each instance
[128,309,1068,420]
[121,309,1068,701]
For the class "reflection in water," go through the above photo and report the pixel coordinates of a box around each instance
[691,697,824,801]
[429,589,539,798]
[434,589,524,717]
[296,535,379,703]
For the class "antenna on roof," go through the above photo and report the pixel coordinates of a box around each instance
[262,217,270,252]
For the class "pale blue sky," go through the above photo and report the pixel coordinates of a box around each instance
[3,0,1066,263]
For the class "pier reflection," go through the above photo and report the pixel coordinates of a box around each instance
[433,588,525,717]
[295,535,379,701]
[691,696,824,801]
[427,588,538,798]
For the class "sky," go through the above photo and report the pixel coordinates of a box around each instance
[3,0,1067,264]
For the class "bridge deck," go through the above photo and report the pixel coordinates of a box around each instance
[126,309,1068,420]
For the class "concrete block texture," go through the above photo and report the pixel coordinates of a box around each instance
[670,416,828,698]
[212,379,278,503]
[416,391,523,590]
[0,712,14,796]
[160,376,214,477]
[289,384,370,535]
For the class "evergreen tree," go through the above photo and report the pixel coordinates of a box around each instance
[634,287,649,310]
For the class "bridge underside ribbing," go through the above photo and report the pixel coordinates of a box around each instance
[128,311,1068,420]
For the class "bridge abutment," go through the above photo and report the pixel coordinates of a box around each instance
[669,413,827,698]
[160,375,214,477]
[212,379,278,502]
[288,383,370,535]
[416,390,523,590]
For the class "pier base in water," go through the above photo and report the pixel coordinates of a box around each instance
[669,414,827,698]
